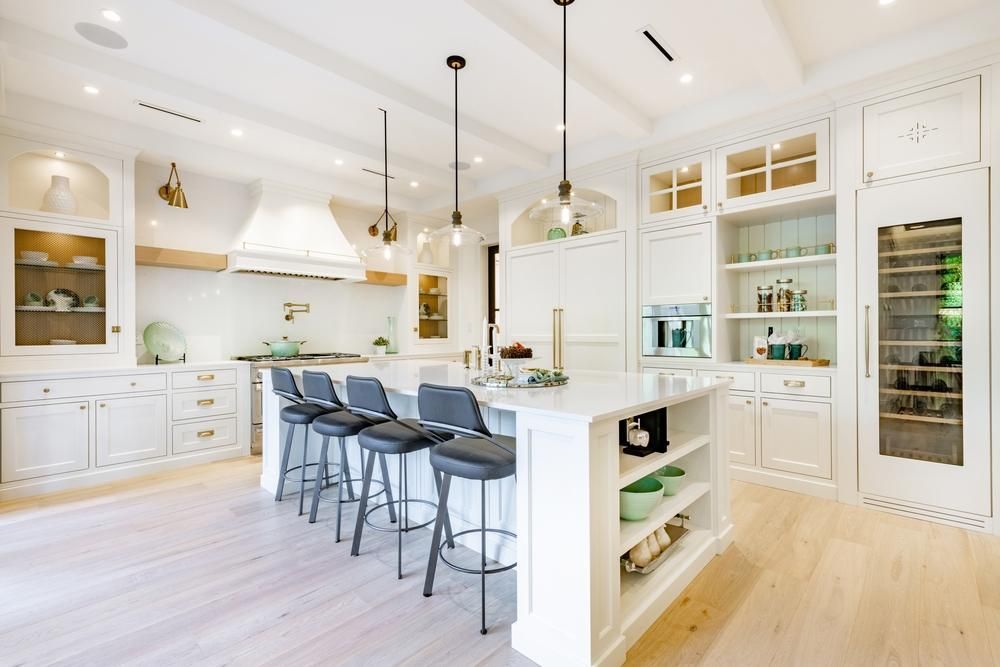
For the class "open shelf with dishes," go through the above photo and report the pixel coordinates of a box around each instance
[416,272,450,342]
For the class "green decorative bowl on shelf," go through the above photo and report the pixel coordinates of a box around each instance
[143,321,187,362]
[652,465,686,496]
[546,226,567,241]
[619,477,663,521]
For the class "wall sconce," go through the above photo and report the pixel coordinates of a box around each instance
[158,162,189,208]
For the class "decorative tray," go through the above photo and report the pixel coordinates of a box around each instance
[621,521,690,574]
[744,358,830,367]
[471,373,569,389]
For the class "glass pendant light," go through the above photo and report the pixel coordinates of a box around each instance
[362,108,411,262]
[431,55,485,248]
[529,0,602,232]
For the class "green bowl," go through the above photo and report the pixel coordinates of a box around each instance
[652,465,686,496]
[619,477,663,521]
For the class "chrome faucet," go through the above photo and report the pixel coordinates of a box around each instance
[487,323,501,370]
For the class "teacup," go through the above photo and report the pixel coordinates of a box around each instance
[83,295,100,307]
[784,247,808,258]
[737,253,755,263]
[768,343,787,360]
[814,243,835,255]
[23,292,42,306]
[756,249,778,261]
[788,343,809,360]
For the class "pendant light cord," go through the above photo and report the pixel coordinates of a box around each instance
[382,107,389,231]
[562,1,567,182]
[454,64,459,217]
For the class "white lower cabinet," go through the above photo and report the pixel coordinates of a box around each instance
[95,395,167,467]
[726,393,756,466]
[760,398,832,479]
[1,401,90,482]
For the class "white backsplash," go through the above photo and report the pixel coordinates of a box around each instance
[135,266,407,361]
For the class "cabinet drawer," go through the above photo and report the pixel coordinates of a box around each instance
[697,369,754,392]
[760,373,831,398]
[642,366,694,377]
[172,368,237,390]
[172,417,238,455]
[1,373,166,403]
[172,388,237,420]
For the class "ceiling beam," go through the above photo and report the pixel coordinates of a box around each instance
[746,0,803,91]
[463,0,653,139]
[168,0,549,170]
[0,19,457,190]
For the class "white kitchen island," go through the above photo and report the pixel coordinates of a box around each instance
[261,359,732,667]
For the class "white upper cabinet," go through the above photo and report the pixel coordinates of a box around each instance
[641,222,712,306]
[95,394,168,467]
[641,151,711,225]
[506,244,560,363]
[0,134,123,226]
[715,119,830,211]
[863,76,981,183]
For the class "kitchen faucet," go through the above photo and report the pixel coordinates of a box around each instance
[487,323,501,369]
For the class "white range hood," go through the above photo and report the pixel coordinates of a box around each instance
[227,180,366,281]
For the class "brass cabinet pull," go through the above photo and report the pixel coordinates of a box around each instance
[783,379,806,388]
[658,371,675,376]
[197,374,215,381]
[197,430,215,438]
[864,305,872,378]
[111,325,121,333]
[197,398,215,407]
[716,375,734,381]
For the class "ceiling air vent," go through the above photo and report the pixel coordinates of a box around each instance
[135,100,202,124]
[637,25,676,63]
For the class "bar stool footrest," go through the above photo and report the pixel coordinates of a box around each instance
[318,478,386,503]
[282,462,339,485]
[364,498,437,532]
[438,528,517,575]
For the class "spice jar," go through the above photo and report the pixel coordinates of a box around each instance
[791,289,808,312]
[775,278,794,312]
[756,285,774,313]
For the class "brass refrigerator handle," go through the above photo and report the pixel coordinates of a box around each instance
[556,308,565,371]
[864,305,871,378]
[552,308,558,369]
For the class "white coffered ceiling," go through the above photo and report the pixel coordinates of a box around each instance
[0,0,997,209]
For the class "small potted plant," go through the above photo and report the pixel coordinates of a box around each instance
[372,336,389,356]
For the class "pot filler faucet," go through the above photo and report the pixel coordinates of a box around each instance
[283,302,310,323]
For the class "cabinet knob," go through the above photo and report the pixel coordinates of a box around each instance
[42,387,50,393]
[703,296,709,301]
[79,404,87,410]
[111,325,121,333]
[717,202,722,209]
[130,382,137,387]
[746,400,752,405]
[99,403,106,408]
[762,401,769,406]
[702,204,708,211]
[866,171,874,179]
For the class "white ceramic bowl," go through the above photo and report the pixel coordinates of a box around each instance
[72,256,98,265]
[20,251,48,261]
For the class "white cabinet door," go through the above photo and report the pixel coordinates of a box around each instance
[641,151,711,225]
[641,222,712,305]
[506,244,560,363]
[726,394,756,466]
[1,401,90,482]
[863,76,980,182]
[760,398,831,479]
[715,119,830,211]
[95,394,167,467]
[560,232,626,371]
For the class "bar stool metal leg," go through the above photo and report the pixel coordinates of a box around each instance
[397,454,404,579]
[275,423,295,501]
[423,473,453,597]
[350,451,378,557]
[298,427,310,516]
[340,437,356,501]
[432,469,456,549]
[308,435,331,523]
[480,480,487,635]
[335,437,348,542]
[379,453,398,524]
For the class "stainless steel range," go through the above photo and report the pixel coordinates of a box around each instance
[236,352,366,454]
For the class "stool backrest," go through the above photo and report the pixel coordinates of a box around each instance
[302,370,344,409]
[271,367,303,402]
[345,376,397,420]
[417,383,491,437]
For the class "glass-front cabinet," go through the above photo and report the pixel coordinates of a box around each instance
[640,151,711,225]
[1,217,120,356]
[857,170,989,517]
[715,119,830,211]
[416,271,450,343]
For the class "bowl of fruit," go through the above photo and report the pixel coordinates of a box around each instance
[500,342,534,376]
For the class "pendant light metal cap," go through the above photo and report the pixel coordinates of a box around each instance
[528,179,603,225]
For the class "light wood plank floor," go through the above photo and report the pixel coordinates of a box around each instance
[2,458,999,666]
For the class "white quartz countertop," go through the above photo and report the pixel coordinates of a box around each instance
[286,358,729,423]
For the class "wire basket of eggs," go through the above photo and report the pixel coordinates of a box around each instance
[620,517,690,574]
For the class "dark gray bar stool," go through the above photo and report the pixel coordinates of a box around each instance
[348,375,453,580]
[303,370,394,542]
[418,383,516,636]
[272,367,337,516]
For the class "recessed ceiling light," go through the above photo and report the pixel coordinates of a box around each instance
[150,219,158,227]
[772,143,781,150]
[230,128,244,137]
[878,0,895,5]
[679,73,693,84]
[556,123,566,132]
[54,151,65,159]
[83,85,100,95]
[101,8,121,22]
[423,227,430,233]
[473,156,484,163]
[334,158,344,166]
[410,181,419,188]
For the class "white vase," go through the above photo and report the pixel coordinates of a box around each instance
[41,175,78,215]
[418,241,434,265]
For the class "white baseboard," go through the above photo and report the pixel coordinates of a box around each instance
[730,464,838,500]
